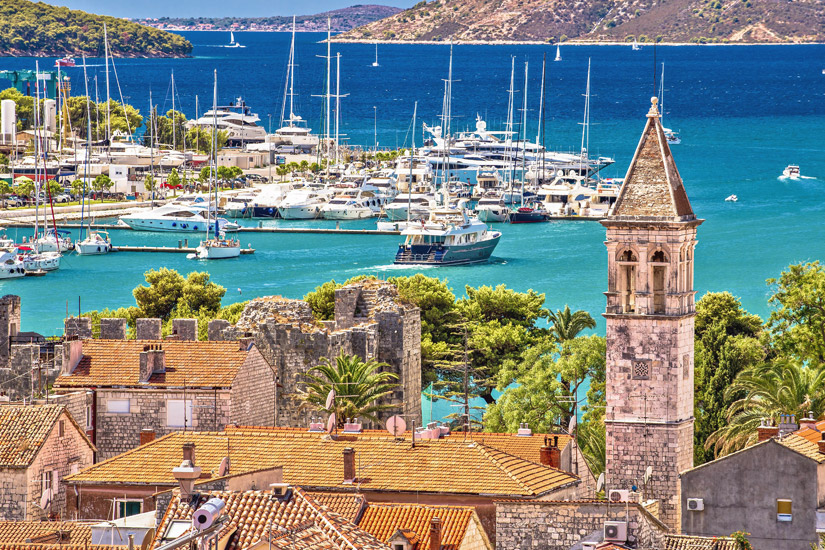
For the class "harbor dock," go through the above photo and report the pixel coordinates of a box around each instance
[3,222,403,235]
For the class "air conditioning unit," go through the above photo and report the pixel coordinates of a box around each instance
[608,489,630,503]
[604,521,627,542]
[687,497,705,511]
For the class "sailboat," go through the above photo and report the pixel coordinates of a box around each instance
[554,44,562,62]
[632,38,641,51]
[226,32,245,48]
[191,70,241,261]
[658,62,680,145]
[372,43,380,67]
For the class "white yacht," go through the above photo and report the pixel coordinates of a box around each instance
[321,190,389,220]
[186,98,266,145]
[394,210,502,266]
[75,231,112,255]
[268,115,320,150]
[475,193,508,223]
[277,188,333,220]
[383,193,439,222]
[781,165,801,179]
[118,203,229,232]
[35,229,73,253]
[194,236,241,259]
[16,246,61,271]
[0,251,25,279]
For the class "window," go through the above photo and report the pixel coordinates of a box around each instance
[161,520,192,543]
[85,405,93,430]
[166,399,193,428]
[58,420,64,437]
[116,499,142,519]
[106,399,130,414]
[618,250,637,313]
[41,471,51,493]
[683,354,690,380]
[395,545,405,550]
[652,265,666,314]
[777,499,792,522]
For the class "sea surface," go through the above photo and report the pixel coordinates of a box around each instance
[1,35,825,420]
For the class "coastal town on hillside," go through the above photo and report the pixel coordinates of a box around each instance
[0,0,825,548]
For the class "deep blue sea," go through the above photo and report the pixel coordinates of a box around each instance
[2,34,825,359]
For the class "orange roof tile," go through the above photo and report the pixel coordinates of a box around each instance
[308,493,366,523]
[224,427,571,465]
[0,405,93,467]
[359,504,476,550]
[779,433,825,463]
[66,431,578,498]
[0,521,94,544]
[664,534,739,550]
[152,488,388,550]
[53,340,250,389]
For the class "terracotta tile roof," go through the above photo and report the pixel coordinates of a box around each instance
[358,504,476,550]
[664,534,739,550]
[0,521,93,544]
[0,545,113,550]
[308,493,366,523]
[66,431,579,497]
[152,488,388,550]
[0,404,93,467]
[778,433,825,463]
[609,99,694,222]
[224,427,571,465]
[53,340,250,389]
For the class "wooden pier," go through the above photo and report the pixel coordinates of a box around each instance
[113,246,255,254]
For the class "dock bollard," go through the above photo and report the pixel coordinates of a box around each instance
[178,240,182,249]
[336,221,340,230]
[259,221,263,228]
[184,239,188,247]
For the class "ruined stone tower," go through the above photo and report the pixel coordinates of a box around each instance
[602,97,702,529]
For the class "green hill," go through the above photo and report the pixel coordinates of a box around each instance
[0,0,192,58]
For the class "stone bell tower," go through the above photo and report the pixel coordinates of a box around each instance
[602,97,702,529]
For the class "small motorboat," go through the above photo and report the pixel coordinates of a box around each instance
[55,57,76,68]
[0,251,26,279]
[191,236,241,260]
[508,206,549,224]
[25,269,47,277]
[725,194,738,202]
[222,222,241,232]
[781,165,801,179]
[75,231,112,255]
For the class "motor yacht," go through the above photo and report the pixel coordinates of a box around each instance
[394,210,501,266]
[267,115,320,150]
[16,246,61,271]
[186,98,266,145]
[725,194,738,202]
[383,193,439,222]
[475,193,508,223]
[0,251,25,279]
[277,187,333,220]
[118,203,229,232]
[322,190,389,220]
[75,231,112,255]
[781,165,801,179]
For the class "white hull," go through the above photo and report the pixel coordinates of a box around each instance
[322,207,375,220]
[476,207,508,223]
[36,238,73,253]
[119,217,224,233]
[277,205,321,219]
[75,241,112,255]
[0,267,25,279]
[384,206,431,222]
[21,253,60,271]
[196,241,241,259]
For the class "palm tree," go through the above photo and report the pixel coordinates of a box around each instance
[298,352,400,426]
[705,359,825,457]
[547,305,596,342]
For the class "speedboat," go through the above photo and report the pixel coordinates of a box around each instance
[394,210,501,266]
[193,236,241,260]
[35,229,73,253]
[509,206,549,224]
[781,165,801,179]
[75,231,112,255]
[0,251,25,279]
[664,128,681,145]
[118,204,229,233]
[725,194,738,202]
[16,246,60,271]
[55,57,76,68]
[475,193,508,223]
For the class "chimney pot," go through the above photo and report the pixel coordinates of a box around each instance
[799,412,819,432]
[343,447,356,484]
[140,429,156,446]
[183,442,196,465]
[429,517,442,550]
[757,423,780,442]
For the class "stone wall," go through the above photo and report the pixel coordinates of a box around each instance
[23,410,95,520]
[135,318,162,340]
[230,346,278,426]
[64,317,92,339]
[0,469,27,520]
[495,501,667,550]
[95,389,231,460]
[0,295,20,369]
[99,318,127,340]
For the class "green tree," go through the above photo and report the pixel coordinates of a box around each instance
[216,165,233,182]
[547,305,596,342]
[693,292,765,464]
[167,168,181,189]
[70,179,85,197]
[276,165,290,181]
[132,268,226,320]
[0,180,12,197]
[767,262,825,367]
[297,352,400,425]
[303,275,378,321]
[199,166,214,183]
[229,166,243,179]
[14,177,35,198]
[0,153,8,166]
[45,179,62,198]
[92,174,112,194]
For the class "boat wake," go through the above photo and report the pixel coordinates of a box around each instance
[778,175,817,181]
[373,263,437,271]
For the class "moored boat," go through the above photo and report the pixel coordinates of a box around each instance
[75,231,112,255]
[394,211,501,266]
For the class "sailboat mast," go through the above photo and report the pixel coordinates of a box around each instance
[580,58,591,160]
[407,102,417,224]
[171,70,176,151]
[211,70,219,239]
[334,52,341,166]
[104,22,111,146]
[33,60,40,241]
[325,18,331,154]
[81,55,92,242]
[540,52,547,184]
[520,61,528,208]
[289,16,296,124]
[537,53,545,145]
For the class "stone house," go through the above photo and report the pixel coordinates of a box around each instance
[0,404,95,521]
[51,335,276,461]
[680,419,825,550]
[215,278,422,427]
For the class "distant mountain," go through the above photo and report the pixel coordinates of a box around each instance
[0,0,192,57]
[334,0,825,43]
[135,5,404,33]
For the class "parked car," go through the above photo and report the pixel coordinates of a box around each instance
[3,195,24,207]
[54,193,72,203]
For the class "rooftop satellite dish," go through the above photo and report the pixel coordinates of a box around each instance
[644,465,653,485]
[325,389,336,410]
[327,412,337,434]
[568,414,577,434]
[218,456,230,477]
[386,415,407,438]
[39,488,50,510]
[596,472,605,494]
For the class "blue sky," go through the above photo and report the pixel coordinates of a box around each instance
[45,0,411,18]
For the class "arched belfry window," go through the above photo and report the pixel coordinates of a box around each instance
[650,250,667,314]
[617,249,637,313]
[651,250,668,263]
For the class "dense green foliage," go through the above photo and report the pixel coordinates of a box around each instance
[0,0,192,57]
[297,352,400,426]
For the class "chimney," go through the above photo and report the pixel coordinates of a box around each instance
[140,429,156,446]
[171,443,201,498]
[539,436,561,469]
[343,418,363,434]
[517,422,532,436]
[308,416,325,432]
[799,411,819,432]
[139,344,165,382]
[238,337,254,351]
[342,447,356,484]
[429,517,442,550]
[757,418,779,442]
[61,339,83,375]
[818,432,825,456]
[778,414,799,437]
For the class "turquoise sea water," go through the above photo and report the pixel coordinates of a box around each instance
[1,36,824,347]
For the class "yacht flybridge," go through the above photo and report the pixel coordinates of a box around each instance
[186,97,266,145]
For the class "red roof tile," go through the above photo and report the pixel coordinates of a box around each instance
[0,405,93,467]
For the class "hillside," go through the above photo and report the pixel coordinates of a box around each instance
[135,5,404,33]
[0,0,192,57]
[335,0,825,43]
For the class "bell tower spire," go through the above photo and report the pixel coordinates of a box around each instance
[602,97,703,529]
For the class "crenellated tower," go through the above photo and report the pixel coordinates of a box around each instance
[602,97,703,529]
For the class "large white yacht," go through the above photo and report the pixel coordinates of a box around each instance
[383,192,439,222]
[475,193,508,223]
[118,204,229,232]
[321,189,389,220]
[186,98,266,145]
[277,187,334,220]
[268,115,320,150]
[0,251,25,279]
